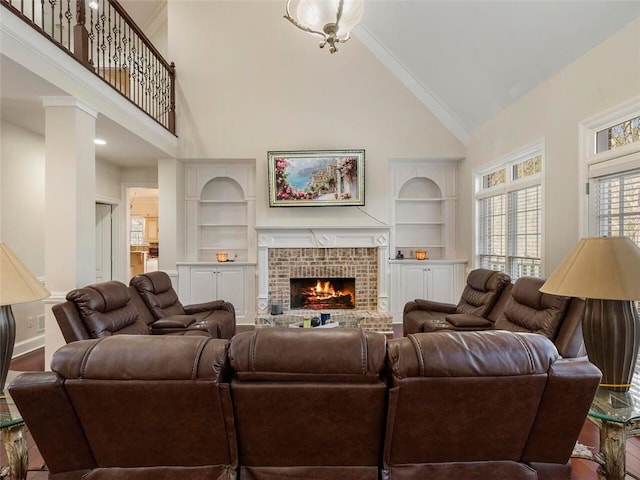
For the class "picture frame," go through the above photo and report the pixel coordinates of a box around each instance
[268,149,365,207]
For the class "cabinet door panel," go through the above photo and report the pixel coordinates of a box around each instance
[217,267,245,313]
[401,266,428,305]
[427,265,455,304]
[190,269,216,304]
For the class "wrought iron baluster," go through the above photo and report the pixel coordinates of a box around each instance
[49,0,55,39]
[65,0,71,49]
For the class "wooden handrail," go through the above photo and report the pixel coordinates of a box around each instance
[107,0,171,71]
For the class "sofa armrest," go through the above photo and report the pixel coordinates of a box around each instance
[412,299,457,314]
[151,314,197,329]
[445,313,493,329]
[184,300,227,314]
[8,372,97,474]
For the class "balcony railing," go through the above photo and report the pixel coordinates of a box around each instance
[1,0,175,134]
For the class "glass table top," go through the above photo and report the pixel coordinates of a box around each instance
[588,386,640,424]
[0,371,24,429]
[256,311,363,329]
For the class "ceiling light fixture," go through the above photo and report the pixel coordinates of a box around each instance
[284,0,364,54]
[94,138,106,145]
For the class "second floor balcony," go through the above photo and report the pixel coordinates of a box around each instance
[1,0,175,135]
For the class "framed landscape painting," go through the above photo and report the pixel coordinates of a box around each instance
[268,149,365,207]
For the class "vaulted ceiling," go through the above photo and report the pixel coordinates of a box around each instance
[356,1,640,143]
[2,0,640,162]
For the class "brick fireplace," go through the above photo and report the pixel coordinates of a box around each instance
[270,248,375,310]
[255,227,390,315]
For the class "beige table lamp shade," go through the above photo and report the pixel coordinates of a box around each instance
[539,237,640,300]
[0,243,50,392]
[0,243,50,306]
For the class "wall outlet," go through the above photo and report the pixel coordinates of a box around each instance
[27,316,34,328]
[37,315,45,332]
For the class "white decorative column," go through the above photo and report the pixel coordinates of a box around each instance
[42,96,97,368]
[158,158,183,284]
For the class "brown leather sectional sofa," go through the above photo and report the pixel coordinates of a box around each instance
[403,269,585,358]
[9,328,601,480]
[52,271,236,342]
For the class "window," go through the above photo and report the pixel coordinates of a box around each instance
[596,115,640,154]
[594,170,640,243]
[130,216,145,246]
[583,97,640,402]
[476,146,543,280]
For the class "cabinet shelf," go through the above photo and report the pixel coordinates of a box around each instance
[396,198,443,202]
[199,200,246,205]
[199,223,248,228]
[397,244,445,249]
[396,221,444,226]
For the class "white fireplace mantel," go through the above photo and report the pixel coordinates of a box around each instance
[255,226,390,313]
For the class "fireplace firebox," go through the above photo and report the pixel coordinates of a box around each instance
[290,277,355,310]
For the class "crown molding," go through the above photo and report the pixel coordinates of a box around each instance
[354,24,470,146]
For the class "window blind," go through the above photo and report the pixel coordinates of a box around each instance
[508,185,542,279]
[478,194,506,272]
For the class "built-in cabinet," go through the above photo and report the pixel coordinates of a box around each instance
[389,159,466,323]
[390,260,466,322]
[390,159,459,260]
[177,262,255,323]
[144,217,158,243]
[180,160,257,323]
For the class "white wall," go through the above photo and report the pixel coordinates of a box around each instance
[459,17,640,275]
[168,1,466,230]
[0,120,46,348]
[96,158,122,201]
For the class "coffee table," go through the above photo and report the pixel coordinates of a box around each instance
[572,386,640,480]
[256,310,365,328]
[1,373,28,480]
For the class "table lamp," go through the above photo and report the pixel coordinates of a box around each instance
[0,243,50,392]
[540,237,640,392]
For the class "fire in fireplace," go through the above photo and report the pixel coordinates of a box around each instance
[290,277,355,310]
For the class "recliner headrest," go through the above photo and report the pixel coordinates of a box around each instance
[229,328,386,382]
[466,269,511,292]
[67,281,130,313]
[131,271,173,294]
[388,331,558,379]
[466,269,496,291]
[511,277,545,309]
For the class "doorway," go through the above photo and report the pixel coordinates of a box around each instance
[128,188,159,280]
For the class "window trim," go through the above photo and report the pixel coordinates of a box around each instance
[579,96,640,234]
[473,139,545,278]
[580,98,640,404]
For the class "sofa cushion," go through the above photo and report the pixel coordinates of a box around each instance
[66,281,149,338]
[494,277,571,340]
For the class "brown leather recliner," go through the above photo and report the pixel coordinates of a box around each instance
[130,271,236,339]
[403,271,585,358]
[53,280,211,342]
[383,331,601,480]
[403,268,512,335]
[229,328,388,480]
[9,335,238,480]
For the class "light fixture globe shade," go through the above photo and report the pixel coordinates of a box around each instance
[295,0,364,37]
